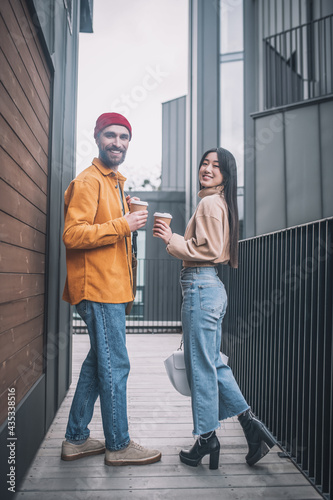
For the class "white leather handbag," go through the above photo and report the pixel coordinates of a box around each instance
[164,339,229,397]
[164,347,191,396]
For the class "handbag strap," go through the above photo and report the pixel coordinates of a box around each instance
[178,337,184,351]
[132,230,138,257]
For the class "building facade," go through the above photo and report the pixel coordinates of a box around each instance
[0,0,93,494]
[244,0,333,237]
[185,0,333,238]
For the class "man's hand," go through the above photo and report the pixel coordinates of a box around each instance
[153,220,173,245]
[126,196,140,210]
[125,210,148,232]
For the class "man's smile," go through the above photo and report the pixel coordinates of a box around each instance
[108,148,124,154]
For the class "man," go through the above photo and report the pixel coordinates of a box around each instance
[61,112,161,466]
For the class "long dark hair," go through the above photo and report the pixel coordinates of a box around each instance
[198,147,239,268]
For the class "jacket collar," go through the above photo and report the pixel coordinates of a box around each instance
[92,157,127,182]
[198,185,224,199]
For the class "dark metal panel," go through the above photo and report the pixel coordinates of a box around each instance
[285,106,322,227]
[319,100,333,218]
[161,96,186,192]
[161,101,170,190]
[0,376,45,500]
[177,96,186,189]
[254,113,286,235]
[80,0,93,33]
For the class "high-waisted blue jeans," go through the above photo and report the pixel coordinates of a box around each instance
[65,300,130,451]
[180,267,249,436]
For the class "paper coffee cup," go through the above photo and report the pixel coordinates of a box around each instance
[153,212,172,227]
[130,200,148,213]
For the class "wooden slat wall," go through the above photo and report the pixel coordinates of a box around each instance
[0,0,51,425]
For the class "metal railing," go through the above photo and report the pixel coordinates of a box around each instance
[264,14,333,108]
[126,258,182,332]
[220,217,333,500]
[73,258,183,334]
[71,218,333,496]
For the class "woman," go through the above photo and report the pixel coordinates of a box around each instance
[153,147,276,469]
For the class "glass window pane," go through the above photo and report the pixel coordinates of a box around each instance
[220,59,244,194]
[220,0,243,53]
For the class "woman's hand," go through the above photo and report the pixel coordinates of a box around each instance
[153,220,173,245]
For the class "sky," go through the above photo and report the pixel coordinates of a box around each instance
[76,0,188,190]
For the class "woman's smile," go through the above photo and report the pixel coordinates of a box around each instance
[199,152,223,187]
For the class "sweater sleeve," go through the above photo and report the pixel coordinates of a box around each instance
[62,179,130,250]
[167,214,224,261]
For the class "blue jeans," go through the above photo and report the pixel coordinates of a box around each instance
[65,300,130,451]
[180,267,249,436]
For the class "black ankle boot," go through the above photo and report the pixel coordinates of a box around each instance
[238,409,276,466]
[179,431,220,469]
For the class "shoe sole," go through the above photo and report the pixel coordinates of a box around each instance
[61,448,105,461]
[179,453,220,469]
[179,456,202,467]
[246,441,270,466]
[105,452,161,466]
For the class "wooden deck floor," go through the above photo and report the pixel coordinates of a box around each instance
[17,334,322,500]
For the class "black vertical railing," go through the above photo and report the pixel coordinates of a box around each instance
[264,14,333,109]
[220,217,333,500]
[126,258,182,332]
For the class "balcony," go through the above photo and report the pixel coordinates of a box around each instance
[264,15,333,109]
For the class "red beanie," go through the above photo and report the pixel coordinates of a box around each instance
[94,113,132,140]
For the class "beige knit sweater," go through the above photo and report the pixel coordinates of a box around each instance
[167,186,230,267]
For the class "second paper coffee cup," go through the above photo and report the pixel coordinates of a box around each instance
[153,212,172,227]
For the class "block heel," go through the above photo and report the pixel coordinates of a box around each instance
[261,425,276,449]
[209,448,220,470]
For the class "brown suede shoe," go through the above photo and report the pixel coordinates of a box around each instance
[61,437,105,461]
[105,440,162,466]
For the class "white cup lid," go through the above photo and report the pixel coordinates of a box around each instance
[131,200,148,206]
[154,212,172,218]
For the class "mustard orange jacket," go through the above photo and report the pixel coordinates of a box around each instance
[62,158,133,305]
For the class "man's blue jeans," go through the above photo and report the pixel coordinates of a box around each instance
[65,300,130,451]
[180,267,249,436]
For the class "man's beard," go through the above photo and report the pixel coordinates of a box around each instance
[99,147,127,168]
